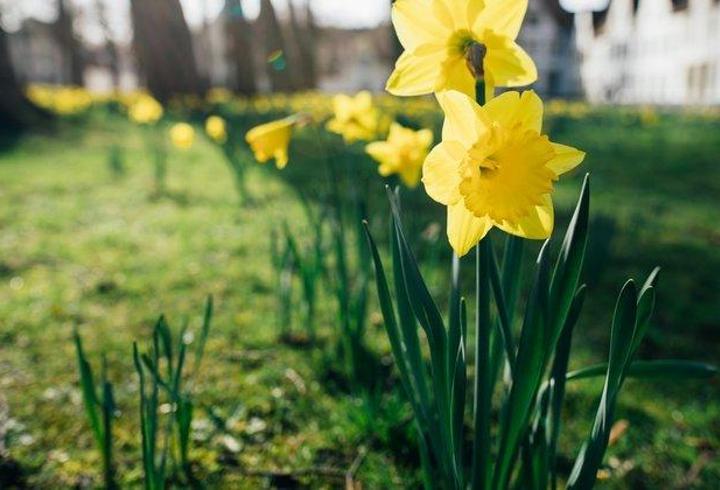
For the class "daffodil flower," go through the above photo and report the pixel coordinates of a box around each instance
[128,95,164,125]
[423,90,585,256]
[205,116,228,144]
[327,91,384,143]
[169,123,195,150]
[387,0,537,101]
[366,123,433,187]
[245,117,296,169]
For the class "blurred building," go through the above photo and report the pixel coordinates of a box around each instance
[576,0,720,105]
[8,17,137,91]
[315,25,394,92]
[518,0,583,98]
[8,19,65,85]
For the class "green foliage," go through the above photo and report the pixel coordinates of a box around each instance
[107,145,125,179]
[74,330,118,489]
[2,110,719,487]
[75,298,213,488]
[134,297,213,487]
[365,176,716,490]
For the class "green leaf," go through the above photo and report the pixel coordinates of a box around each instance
[192,295,213,376]
[547,175,590,364]
[363,220,431,434]
[566,360,718,381]
[73,329,104,452]
[545,286,586,490]
[493,240,552,490]
[566,280,638,490]
[487,237,516,370]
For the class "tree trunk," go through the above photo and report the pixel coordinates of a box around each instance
[129,0,205,102]
[258,0,294,92]
[223,0,256,95]
[303,2,317,89]
[0,20,49,131]
[286,0,316,90]
[55,0,84,86]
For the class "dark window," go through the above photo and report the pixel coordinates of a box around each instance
[671,0,689,11]
[548,71,561,97]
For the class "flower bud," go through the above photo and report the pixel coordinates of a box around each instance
[465,42,487,80]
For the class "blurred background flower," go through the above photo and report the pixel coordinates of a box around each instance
[169,122,195,150]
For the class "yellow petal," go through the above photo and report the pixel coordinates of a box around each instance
[483,90,543,133]
[434,0,476,29]
[495,194,554,239]
[484,37,537,88]
[422,141,465,205]
[400,167,421,188]
[386,45,445,96]
[475,0,529,39]
[436,90,490,147]
[275,149,289,169]
[416,128,434,149]
[386,46,446,97]
[332,94,354,121]
[440,57,476,99]
[354,91,373,111]
[548,143,586,176]
[365,141,394,166]
[447,202,493,257]
[392,0,448,51]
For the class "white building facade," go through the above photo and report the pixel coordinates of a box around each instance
[575,0,720,105]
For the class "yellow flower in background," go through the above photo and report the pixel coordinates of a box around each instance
[423,90,585,256]
[26,85,92,115]
[169,123,195,150]
[387,0,537,100]
[205,116,228,144]
[206,87,233,105]
[246,117,296,169]
[327,91,384,143]
[366,123,433,187]
[129,95,164,125]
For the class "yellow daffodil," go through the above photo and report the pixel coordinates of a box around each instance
[245,117,296,169]
[366,123,433,187]
[169,123,195,150]
[205,116,228,144]
[129,95,164,125]
[423,90,585,256]
[387,0,537,100]
[26,85,93,115]
[327,91,383,143]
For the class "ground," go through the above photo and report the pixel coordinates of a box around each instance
[0,105,718,488]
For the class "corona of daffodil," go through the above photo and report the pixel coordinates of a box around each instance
[205,116,228,144]
[128,95,164,125]
[365,123,433,187]
[387,0,537,100]
[245,117,296,169]
[169,123,195,150]
[327,91,383,143]
[423,90,585,256]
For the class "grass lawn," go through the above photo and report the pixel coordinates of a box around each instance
[0,106,718,488]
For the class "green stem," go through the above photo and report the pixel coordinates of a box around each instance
[472,238,492,490]
[470,77,493,490]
